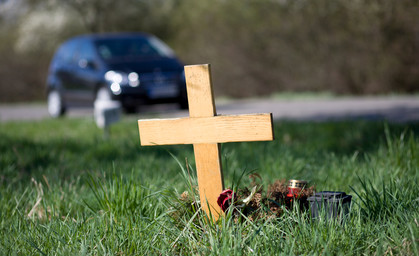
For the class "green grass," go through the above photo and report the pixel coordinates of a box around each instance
[0,117,418,255]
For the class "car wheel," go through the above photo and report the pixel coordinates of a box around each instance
[96,87,112,101]
[47,90,66,118]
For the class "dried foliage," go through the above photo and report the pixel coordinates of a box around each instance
[172,178,315,223]
[239,179,315,220]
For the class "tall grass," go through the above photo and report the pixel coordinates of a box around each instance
[0,117,418,254]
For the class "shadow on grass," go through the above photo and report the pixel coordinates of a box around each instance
[0,130,192,184]
[0,119,417,185]
[273,120,419,156]
[222,120,419,186]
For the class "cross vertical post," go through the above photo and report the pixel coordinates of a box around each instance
[184,64,224,218]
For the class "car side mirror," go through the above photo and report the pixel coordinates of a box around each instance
[78,59,97,70]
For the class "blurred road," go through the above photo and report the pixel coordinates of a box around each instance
[1,96,418,123]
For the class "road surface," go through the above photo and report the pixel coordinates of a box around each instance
[1,96,418,123]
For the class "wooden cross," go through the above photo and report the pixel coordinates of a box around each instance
[138,64,274,220]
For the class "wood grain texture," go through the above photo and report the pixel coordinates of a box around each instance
[184,64,216,118]
[194,143,224,219]
[138,113,273,146]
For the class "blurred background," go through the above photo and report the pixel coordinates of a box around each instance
[0,0,418,103]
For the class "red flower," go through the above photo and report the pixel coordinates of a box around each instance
[217,189,236,212]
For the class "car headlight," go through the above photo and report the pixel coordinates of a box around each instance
[105,70,140,88]
[128,72,140,87]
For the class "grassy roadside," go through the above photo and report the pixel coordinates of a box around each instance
[0,118,418,255]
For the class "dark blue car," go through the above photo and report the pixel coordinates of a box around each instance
[46,33,188,117]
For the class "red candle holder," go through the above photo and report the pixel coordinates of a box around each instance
[286,179,308,204]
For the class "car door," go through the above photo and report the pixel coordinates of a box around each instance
[54,39,79,104]
[71,39,102,105]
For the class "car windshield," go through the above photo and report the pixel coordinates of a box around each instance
[94,36,175,61]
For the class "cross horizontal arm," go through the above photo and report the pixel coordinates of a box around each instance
[138,113,274,146]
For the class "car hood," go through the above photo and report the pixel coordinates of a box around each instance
[104,57,183,74]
